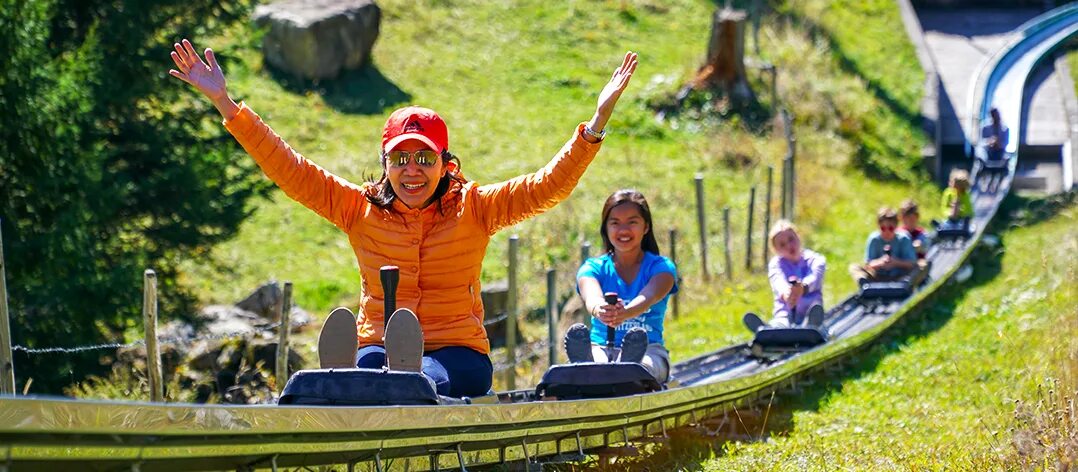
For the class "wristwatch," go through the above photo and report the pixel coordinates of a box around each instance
[583,124,606,141]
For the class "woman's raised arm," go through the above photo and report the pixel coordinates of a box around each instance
[169,39,239,121]
[586,51,639,141]
[168,39,365,232]
[477,52,639,233]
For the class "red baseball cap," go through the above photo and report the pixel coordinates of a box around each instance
[381,106,449,154]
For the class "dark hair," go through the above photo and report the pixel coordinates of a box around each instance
[876,206,898,223]
[899,199,919,216]
[366,150,466,213]
[599,189,661,255]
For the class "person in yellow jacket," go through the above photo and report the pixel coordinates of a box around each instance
[169,39,638,397]
[941,168,973,221]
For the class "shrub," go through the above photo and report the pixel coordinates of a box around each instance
[0,0,269,393]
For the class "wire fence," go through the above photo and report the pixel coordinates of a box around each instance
[10,319,305,355]
[12,340,144,355]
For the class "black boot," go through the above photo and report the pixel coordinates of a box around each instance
[806,304,825,328]
[742,312,766,333]
[618,327,649,364]
[564,323,594,363]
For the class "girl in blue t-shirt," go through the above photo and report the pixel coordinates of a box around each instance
[565,189,679,382]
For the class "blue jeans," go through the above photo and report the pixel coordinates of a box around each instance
[356,345,493,398]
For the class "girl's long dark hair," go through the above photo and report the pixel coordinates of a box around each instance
[599,189,661,255]
[366,150,466,214]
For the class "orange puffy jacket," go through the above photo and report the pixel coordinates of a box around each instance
[224,103,602,354]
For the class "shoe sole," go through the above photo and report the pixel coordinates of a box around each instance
[318,307,358,369]
[742,312,765,333]
[807,305,825,327]
[385,308,424,372]
[564,324,594,363]
[618,329,648,364]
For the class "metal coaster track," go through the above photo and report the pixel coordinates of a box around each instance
[2,4,1075,471]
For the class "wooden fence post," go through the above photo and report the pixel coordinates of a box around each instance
[546,269,557,368]
[769,66,778,115]
[695,174,711,281]
[669,229,679,319]
[782,108,797,221]
[506,235,519,390]
[746,186,756,270]
[143,269,163,402]
[763,166,773,267]
[0,219,14,395]
[722,207,733,280]
[785,155,795,220]
[275,281,293,393]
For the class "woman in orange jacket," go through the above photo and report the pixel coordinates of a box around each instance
[169,39,638,397]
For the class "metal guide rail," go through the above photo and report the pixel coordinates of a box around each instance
[1,5,1075,471]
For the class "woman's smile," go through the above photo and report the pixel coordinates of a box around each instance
[607,202,648,252]
[387,139,444,208]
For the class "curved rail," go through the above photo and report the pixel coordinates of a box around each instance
[966,2,1078,157]
[2,5,1075,471]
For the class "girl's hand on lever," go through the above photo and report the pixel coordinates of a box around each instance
[595,298,628,328]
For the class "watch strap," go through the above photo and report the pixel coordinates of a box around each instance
[583,124,606,140]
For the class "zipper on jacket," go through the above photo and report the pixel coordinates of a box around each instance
[468,282,484,325]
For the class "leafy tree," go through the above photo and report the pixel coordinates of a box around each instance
[0,0,268,393]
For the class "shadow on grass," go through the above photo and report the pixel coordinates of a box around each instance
[266,61,412,115]
[772,9,927,182]
[650,85,776,135]
[997,189,1076,230]
[777,11,922,129]
[561,192,1073,471]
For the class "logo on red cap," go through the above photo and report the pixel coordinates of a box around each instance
[382,106,448,154]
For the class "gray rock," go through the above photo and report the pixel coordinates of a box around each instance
[253,0,381,80]
[202,303,313,335]
[188,340,224,371]
[232,282,315,327]
[201,305,264,338]
[235,282,281,319]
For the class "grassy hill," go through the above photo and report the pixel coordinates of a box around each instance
[160,0,937,384]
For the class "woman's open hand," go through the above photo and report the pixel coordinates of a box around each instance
[588,51,639,135]
[169,39,238,119]
[170,39,227,100]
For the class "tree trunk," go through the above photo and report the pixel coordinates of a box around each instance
[695,8,756,105]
